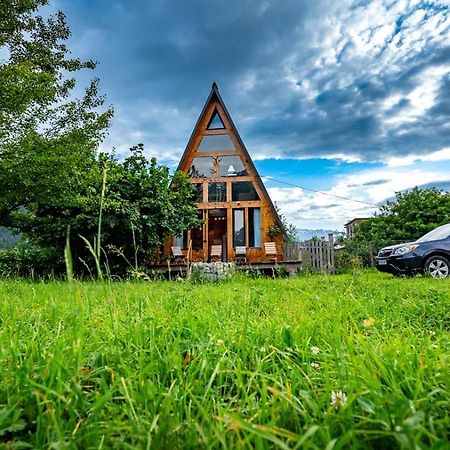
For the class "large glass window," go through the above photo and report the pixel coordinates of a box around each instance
[191,183,203,202]
[218,155,248,177]
[208,182,226,202]
[232,182,259,201]
[191,211,203,250]
[249,208,261,248]
[198,134,235,152]
[189,157,214,178]
[233,209,245,247]
[174,230,188,249]
[174,234,184,248]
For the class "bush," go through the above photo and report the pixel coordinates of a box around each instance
[0,246,60,278]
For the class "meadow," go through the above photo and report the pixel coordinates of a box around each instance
[0,272,448,449]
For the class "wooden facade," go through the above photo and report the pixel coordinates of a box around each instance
[165,83,285,263]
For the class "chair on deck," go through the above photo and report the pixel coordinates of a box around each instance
[264,242,278,262]
[235,246,247,264]
[171,246,187,265]
[210,245,222,262]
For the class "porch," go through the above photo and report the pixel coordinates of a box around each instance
[146,260,303,278]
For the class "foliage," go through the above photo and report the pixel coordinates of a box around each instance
[0,3,200,276]
[9,145,201,276]
[0,0,113,227]
[0,273,448,448]
[0,244,57,277]
[270,205,298,243]
[338,187,450,269]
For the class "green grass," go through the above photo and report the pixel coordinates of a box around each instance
[0,272,448,449]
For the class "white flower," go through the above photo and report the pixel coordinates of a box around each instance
[311,346,320,355]
[216,339,224,346]
[331,390,347,410]
[310,362,320,369]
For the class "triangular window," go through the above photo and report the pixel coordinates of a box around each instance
[207,110,225,130]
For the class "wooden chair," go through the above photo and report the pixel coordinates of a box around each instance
[171,246,187,265]
[210,245,222,262]
[235,246,247,264]
[264,242,278,262]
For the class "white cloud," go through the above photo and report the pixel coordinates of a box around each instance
[385,65,450,126]
[386,147,450,166]
[270,155,450,230]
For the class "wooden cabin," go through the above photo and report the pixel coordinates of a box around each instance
[165,83,285,263]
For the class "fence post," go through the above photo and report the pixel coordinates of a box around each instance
[328,233,335,274]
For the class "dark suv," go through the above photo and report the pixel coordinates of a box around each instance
[376,223,450,278]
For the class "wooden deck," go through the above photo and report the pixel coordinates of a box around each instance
[147,260,303,277]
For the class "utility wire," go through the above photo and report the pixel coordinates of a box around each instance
[261,175,379,208]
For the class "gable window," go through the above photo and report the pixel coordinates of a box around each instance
[232,182,259,201]
[189,157,214,178]
[207,110,225,130]
[198,134,235,152]
[218,155,248,177]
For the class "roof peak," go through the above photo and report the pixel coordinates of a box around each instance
[211,81,219,91]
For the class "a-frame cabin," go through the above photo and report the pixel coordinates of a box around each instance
[166,83,285,263]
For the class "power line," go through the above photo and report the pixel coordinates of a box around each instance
[261,175,379,208]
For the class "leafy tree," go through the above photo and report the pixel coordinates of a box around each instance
[16,145,201,275]
[0,3,200,277]
[0,0,113,226]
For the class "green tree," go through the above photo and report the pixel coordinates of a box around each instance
[0,0,113,226]
[16,145,201,276]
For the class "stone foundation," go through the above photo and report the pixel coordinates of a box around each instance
[190,262,235,282]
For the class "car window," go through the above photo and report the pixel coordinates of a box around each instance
[416,224,450,243]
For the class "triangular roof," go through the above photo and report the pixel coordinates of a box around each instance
[177,82,286,236]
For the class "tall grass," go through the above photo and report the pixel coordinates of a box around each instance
[0,272,448,448]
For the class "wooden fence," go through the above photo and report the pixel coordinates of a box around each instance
[283,233,335,274]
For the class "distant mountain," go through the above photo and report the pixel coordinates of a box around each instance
[295,228,344,241]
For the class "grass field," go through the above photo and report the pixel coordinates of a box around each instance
[0,272,448,449]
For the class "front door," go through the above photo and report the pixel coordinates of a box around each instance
[208,209,227,261]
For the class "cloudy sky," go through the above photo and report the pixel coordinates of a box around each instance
[52,0,450,230]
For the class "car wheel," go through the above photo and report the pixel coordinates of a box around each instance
[424,255,450,279]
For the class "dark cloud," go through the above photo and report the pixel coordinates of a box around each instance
[58,0,450,162]
[348,179,391,187]
[307,203,341,210]
[416,180,450,191]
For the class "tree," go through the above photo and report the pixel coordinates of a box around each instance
[0,3,200,277]
[0,0,113,226]
[16,145,201,275]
